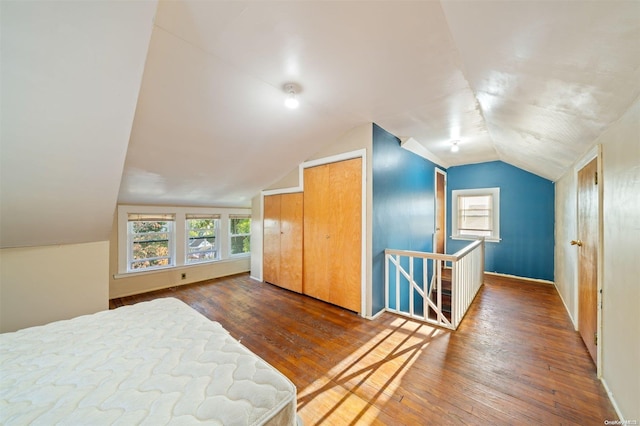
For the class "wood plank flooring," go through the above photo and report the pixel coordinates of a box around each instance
[110,273,617,425]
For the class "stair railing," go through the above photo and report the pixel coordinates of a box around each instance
[384,238,484,330]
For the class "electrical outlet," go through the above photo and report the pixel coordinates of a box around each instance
[181,273,186,280]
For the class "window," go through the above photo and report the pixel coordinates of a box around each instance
[452,188,500,241]
[229,215,251,255]
[186,214,220,264]
[117,206,252,275]
[127,213,175,271]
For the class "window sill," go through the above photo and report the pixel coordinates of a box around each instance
[451,235,501,243]
[229,253,251,259]
[114,257,249,279]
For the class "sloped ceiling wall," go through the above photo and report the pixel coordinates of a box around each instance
[0,1,157,248]
[119,0,639,208]
[441,1,640,179]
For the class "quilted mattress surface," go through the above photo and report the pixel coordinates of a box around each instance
[0,297,297,425]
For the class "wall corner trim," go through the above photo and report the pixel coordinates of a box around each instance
[554,283,577,330]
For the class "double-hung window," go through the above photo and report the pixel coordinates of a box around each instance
[186,214,220,264]
[229,215,251,255]
[127,213,175,271]
[452,188,500,241]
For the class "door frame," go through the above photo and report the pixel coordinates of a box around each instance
[261,149,368,317]
[434,168,447,255]
[574,144,603,375]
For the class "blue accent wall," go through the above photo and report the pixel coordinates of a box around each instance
[446,161,555,281]
[372,124,442,313]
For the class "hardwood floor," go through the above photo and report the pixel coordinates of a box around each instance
[110,273,617,425]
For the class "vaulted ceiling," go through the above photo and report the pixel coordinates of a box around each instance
[119,0,639,207]
[2,1,639,248]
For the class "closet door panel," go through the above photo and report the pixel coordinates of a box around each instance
[279,192,303,293]
[303,164,331,302]
[263,195,281,285]
[328,158,362,312]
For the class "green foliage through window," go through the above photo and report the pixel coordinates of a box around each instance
[230,218,251,255]
[129,221,173,270]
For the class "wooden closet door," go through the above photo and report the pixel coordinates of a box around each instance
[303,158,362,312]
[328,157,362,312]
[263,194,281,285]
[303,163,332,302]
[279,193,303,293]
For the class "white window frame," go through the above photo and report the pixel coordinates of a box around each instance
[117,205,251,276]
[451,187,500,242]
[126,214,176,272]
[185,214,220,264]
[229,215,251,257]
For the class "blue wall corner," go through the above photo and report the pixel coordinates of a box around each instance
[446,161,555,281]
[372,124,443,313]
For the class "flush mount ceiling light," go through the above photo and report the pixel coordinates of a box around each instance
[283,83,300,109]
[451,140,460,153]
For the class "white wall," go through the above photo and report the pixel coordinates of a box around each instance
[0,242,109,333]
[554,168,578,326]
[555,99,640,420]
[599,100,640,421]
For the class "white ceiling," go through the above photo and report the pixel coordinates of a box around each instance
[119,0,640,207]
[2,1,639,247]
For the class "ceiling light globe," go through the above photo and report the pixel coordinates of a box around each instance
[285,96,299,109]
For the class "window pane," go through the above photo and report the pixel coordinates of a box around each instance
[458,195,492,232]
[132,221,171,233]
[187,251,216,262]
[230,235,251,255]
[459,195,491,210]
[129,220,173,270]
[133,239,169,260]
[459,214,491,230]
[130,258,170,270]
[230,218,251,234]
[186,218,218,263]
[229,217,251,255]
[452,188,500,240]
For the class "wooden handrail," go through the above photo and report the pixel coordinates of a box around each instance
[385,238,483,262]
[451,238,484,259]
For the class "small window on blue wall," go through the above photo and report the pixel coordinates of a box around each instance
[452,188,500,242]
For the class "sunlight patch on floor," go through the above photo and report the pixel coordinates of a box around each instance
[297,317,447,425]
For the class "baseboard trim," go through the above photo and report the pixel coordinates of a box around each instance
[554,283,578,330]
[249,275,262,282]
[601,377,625,422]
[366,308,386,321]
[484,271,555,285]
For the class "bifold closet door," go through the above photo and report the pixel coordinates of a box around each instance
[263,193,303,293]
[279,193,303,292]
[303,158,362,312]
[263,195,281,286]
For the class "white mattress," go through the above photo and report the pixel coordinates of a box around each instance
[0,297,297,425]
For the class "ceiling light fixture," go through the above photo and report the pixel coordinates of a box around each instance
[284,83,299,109]
[451,140,460,153]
